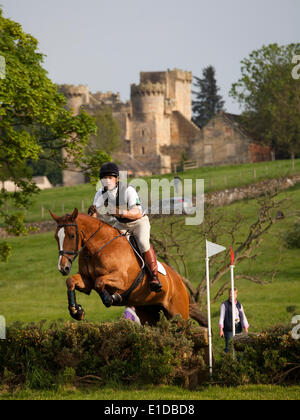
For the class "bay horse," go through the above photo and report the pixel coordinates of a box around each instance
[50,208,190,325]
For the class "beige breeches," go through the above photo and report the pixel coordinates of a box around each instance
[113,215,151,254]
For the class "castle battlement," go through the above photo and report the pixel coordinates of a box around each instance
[131,81,165,97]
[58,84,89,98]
[168,68,193,83]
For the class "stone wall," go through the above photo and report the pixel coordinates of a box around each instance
[170,111,200,146]
[201,114,250,166]
[205,175,300,207]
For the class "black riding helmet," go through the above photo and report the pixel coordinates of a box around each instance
[99,162,119,179]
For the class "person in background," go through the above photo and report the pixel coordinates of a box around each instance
[173,175,182,194]
[219,288,249,353]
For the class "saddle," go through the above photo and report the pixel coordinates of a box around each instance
[126,234,166,276]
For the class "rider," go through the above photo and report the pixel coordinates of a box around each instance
[88,162,162,293]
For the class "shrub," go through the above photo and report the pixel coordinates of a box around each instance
[283,218,300,249]
[0,316,205,389]
[214,325,300,386]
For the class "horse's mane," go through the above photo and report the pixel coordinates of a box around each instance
[77,212,121,235]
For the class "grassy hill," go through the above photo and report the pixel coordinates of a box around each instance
[4,159,300,223]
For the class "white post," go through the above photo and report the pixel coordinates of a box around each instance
[230,264,235,358]
[206,257,213,377]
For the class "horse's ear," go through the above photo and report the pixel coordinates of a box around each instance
[49,210,60,223]
[71,208,79,221]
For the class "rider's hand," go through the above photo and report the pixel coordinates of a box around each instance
[88,205,97,216]
[219,328,224,338]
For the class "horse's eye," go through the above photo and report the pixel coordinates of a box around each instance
[70,234,75,239]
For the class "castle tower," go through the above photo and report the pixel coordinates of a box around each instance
[130,81,171,173]
[166,69,193,120]
[140,69,193,120]
[57,85,90,186]
[59,84,90,114]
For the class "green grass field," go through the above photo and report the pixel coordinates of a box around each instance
[1,163,300,400]
[5,158,300,224]
[1,384,299,400]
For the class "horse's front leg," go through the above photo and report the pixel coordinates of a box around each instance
[94,273,124,308]
[66,273,92,320]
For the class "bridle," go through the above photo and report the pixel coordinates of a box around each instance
[57,220,124,265]
[58,223,80,264]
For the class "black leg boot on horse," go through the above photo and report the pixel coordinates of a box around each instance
[143,247,162,293]
[67,290,85,321]
[98,289,122,307]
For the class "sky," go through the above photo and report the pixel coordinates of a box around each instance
[1,0,299,113]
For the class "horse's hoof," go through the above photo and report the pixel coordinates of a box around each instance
[100,291,114,308]
[112,293,122,306]
[69,304,85,321]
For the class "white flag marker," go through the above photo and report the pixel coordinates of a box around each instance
[206,240,226,376]
[206,240,226,258]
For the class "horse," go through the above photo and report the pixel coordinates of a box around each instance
[50,208,191,325]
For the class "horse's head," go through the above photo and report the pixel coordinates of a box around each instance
[50,208,80,276]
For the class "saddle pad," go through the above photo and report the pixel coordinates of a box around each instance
[157,261,167,276]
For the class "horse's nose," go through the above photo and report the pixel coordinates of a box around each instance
[64,266,70,275]
[60,265,71,276]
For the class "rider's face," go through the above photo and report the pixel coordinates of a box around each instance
[102,176,118,191]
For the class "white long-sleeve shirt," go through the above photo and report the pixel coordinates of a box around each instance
[93,185,144,225]
[219,300,249,329]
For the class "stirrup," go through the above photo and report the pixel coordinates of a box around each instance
[149,277,162,293]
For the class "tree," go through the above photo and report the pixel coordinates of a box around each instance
[150,192,286,311]
[0,8,101,260]
[230,43,300,161]
[88,107,122,155]
[192,65,225,128]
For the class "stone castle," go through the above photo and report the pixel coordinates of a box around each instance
[59,68,271,186]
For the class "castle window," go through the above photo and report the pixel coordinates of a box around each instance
[142,146,145,155]
[142,129,145,137]
[125,140,131,154]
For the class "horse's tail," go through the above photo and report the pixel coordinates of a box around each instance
[189,300,208,328]
[181,276,208,328]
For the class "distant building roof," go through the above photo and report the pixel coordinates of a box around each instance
[217,112,262,143]
[112,152,152,177]
[32,176,52,190]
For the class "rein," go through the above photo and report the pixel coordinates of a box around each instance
[58,220,127,263]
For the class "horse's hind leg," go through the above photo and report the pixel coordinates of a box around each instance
[66,273,92,321]
[135,305,170,326]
